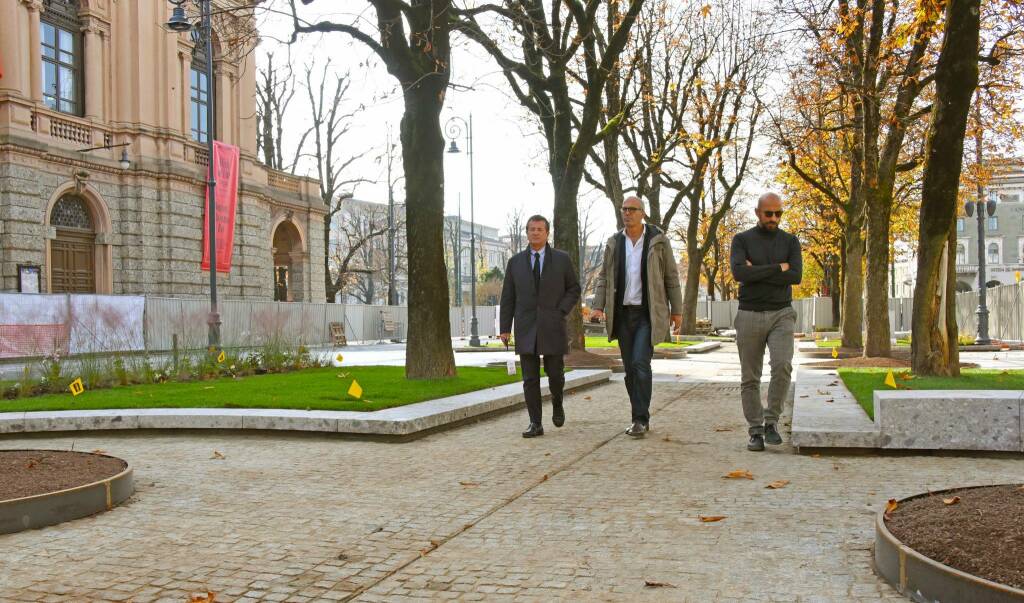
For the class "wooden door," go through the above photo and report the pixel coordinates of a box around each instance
[51,230,96,293]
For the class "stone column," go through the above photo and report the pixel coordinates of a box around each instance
[82,21,105,120]
[25,0,43,102]
[0,1,25,94]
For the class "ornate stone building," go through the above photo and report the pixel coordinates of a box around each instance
[0,0,326,301]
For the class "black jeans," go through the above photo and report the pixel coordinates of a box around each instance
[520,353,565,424]
[616,306,653,424]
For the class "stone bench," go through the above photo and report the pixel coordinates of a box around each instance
[875,390,1024,451]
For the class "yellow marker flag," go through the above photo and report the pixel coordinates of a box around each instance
[217,350,226,363]
[69,378,85,396]
[884,370,897,389]
[1016,271,1021,283]
[348,380,363,399]
[831,346,839,359]
[335,353,344,363]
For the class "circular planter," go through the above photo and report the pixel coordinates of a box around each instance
[874,485,1024,603]
[0,450,133,535]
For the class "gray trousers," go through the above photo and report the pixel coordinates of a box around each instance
[735,307,796,435]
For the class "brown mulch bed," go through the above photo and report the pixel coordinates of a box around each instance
[0,450,127,501]
[564,349,621,369]
[885,485,1024,590]
[804,349,980,370]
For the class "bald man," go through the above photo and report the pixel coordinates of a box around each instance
[591,196,683,437]
[729,192,802,452]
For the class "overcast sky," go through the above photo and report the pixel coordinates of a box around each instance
[254,1,777,241]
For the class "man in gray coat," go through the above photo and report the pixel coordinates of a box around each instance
[500,215,582,438]
[591,196,683,437]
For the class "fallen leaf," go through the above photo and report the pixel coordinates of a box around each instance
[943,496,961,506]
[817,389,829,395]
[211,450,225,460]
[458,481,479,487]
[26,460,37,469]
[90,449,106,455]
[723,469,754,480]
[336,553,349,561]
[825,399,834,404]
[644,580,676,588]
[885,498,899,514]
[189,592,216,603]
[765,480,790,489]
[662,436,672,442]
[541,474,549,482]
[799,395,809,398]
[698,515,726,522]
[714,426,733,432]
[584,396,592,400]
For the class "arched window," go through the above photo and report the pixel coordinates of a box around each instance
[956,244,967,265]
[49,194,96,293]
[190,40,214,143]
[987,242,1000,264]
[41,0,83,115]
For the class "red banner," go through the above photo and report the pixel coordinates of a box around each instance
[201,141,239,273]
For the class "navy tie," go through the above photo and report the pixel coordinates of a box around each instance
[533,252,541,291]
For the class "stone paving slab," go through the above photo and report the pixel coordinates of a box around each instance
[682,341,721,354]
[0,370,610,437]
[791,368,880,450]
[2,353,1022,602]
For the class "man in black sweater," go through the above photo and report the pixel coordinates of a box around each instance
[729,192,802,451]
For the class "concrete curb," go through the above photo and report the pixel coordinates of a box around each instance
[874,486,1024,602]
[685,342,722,354]
[0,451,133,535]
[0,370,612,437]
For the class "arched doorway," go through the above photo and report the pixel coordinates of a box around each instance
[49,194,97,293]
[272,220,304,302]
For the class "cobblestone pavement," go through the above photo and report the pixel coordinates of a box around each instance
[2,346,1022,602]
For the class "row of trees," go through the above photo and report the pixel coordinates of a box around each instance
[774,0,1024,373]
[272,0,1021,379]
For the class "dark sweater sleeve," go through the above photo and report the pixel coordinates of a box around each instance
[730,233,781,283]
[762,235,803,286]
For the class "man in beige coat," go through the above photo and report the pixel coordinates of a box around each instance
[591,196,683,437]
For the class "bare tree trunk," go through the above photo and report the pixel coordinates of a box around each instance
[402,84,456,378]
[912,0,979,376]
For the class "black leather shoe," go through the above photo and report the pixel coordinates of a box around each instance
[552,403,565,428]
[764,423,783,445]
[625,421,647,438]
[748,434,765,451]
[522,423,544,438]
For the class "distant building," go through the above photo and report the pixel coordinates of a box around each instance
[955,166,1024,290]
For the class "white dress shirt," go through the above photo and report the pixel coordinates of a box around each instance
[622,228,645,305]
[529,246,545,274]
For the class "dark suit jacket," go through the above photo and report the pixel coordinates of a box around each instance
[499,245,581,355]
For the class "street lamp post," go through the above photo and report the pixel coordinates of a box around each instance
[445,115,480,346]
[166,0,220,348]
[965,190,998,345]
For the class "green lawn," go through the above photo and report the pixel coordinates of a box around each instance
[480,337,694,349]
[838,368,1024,420]
[0,366,523,413]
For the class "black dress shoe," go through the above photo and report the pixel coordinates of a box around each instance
[625,421,647,438]
[748,434,765,451]
[552,403,565,428]
[764,423,783,445]
[522,423,544,438]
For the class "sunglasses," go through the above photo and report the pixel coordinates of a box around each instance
[621,207,642,213]
[762,210,784,218]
